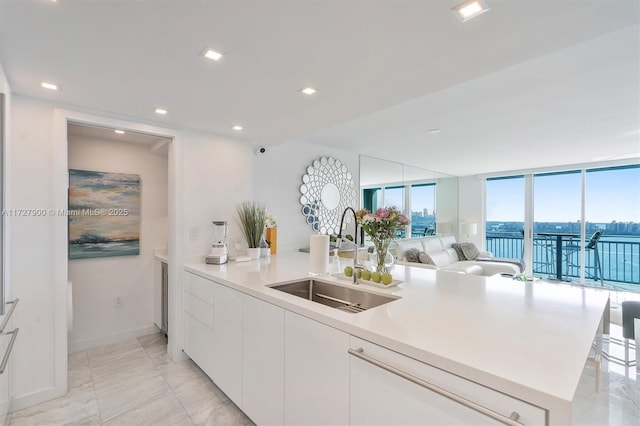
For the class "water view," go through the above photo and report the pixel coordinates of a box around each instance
[486,222,640,289]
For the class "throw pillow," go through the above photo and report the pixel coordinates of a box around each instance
[451,243,465,261]
[460,242,480,260]
[404,248,420,263]
[418,251,434,265]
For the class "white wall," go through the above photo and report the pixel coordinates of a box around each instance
[67,135,168,351]
[8,96,60,406]
[182,131,253,258]
[252,141,359,253]
[435,177,460,240]
[7,95,253,410]
[0,60,13,425]
[458,175,485,248]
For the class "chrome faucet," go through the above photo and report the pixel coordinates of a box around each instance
[336,207,364,284]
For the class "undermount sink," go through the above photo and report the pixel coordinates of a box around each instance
[269,279,399,313]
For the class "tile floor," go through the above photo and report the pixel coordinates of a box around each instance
[5,331,640,425]
[6,333,254,426]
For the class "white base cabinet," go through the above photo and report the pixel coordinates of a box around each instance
[212,282,243,406]
[242,295,285,426]
[284,311,349,426]
[183,272,215,378]
[183,270,548,426]
[349,337,546,426]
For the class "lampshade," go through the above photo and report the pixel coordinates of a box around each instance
[460,222,478,236]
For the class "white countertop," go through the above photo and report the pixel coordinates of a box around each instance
[154,248,168,263]
[184,252,609,413]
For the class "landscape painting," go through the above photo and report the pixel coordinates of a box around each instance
[68,169,140,259]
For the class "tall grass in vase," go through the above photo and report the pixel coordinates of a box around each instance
[236,202,267,254]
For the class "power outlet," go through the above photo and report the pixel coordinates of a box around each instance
[189,226,200,241]
[114,296,124,308]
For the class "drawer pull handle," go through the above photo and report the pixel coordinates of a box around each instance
[348,348,524,426]
[0,299,19,334]
[0,328,19,374]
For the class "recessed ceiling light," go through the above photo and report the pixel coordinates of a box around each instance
[115,130,125,134]
[41,82,58,91]
[428,129,441,134]
[155,108,168,115]
[202,48,223,61]
[232,125,243,131]
[452,0,490,22]
[300,87,317,96]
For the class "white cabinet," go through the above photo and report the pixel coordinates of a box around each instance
[349,337,546,426]
[183,271,242,406]
[183,272,215,378]
[183,312,215,377]
[212,282,243,406]
[284,311,349,426]
[242,295,285,426]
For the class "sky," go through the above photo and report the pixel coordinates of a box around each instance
[486,167,640,223]
[373,166,640,222]
[383,185,435,214]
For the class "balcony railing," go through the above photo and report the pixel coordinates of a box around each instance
[486,233,640,286]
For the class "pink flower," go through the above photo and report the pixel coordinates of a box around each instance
[375,208,390,218]
[398,214,409,224]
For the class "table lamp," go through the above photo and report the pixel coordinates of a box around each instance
[460,222,478,242]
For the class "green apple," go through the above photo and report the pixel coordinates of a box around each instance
[371,271,382,283]
[357,269,363,279]
[362,269,372,281]
[344,266,353,277]
[381,272,393,285]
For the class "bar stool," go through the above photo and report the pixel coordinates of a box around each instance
[564,231,603,285]
[532,234,556,278]
[621,301,640,366]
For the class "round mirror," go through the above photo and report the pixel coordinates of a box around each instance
[320,183,340,210]
[300,156,356,235]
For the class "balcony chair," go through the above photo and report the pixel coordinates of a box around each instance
[564,231,604,285]
[621,301,640,367]
[532,234,556,278]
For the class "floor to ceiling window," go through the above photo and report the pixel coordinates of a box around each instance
[533,171,582,281]
[485,164,640,291]
[409,183,436,237]
[485,176,525,260]
[362,182,437,239]
[584,165,640,288]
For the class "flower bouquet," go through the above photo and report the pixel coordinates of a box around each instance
[356,207,410,272]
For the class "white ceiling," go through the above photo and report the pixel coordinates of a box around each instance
[1,0,638,176]
[67,122,171,155]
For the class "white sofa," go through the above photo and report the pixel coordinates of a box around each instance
[394,235,522,277]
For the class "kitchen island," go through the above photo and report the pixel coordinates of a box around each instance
[183,252,608,425]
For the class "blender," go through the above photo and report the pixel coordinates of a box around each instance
[205,221,229,264]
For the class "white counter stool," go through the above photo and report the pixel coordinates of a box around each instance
[621,301,640,367]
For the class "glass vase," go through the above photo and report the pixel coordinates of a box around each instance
[370,238,394,273]
[259,230,270,258]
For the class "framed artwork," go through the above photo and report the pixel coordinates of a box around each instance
[68,169,140,259]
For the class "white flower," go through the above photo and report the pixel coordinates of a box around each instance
[265,213,278,228]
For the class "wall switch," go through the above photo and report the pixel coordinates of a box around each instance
[114,296,124,308]
[189,226,200,241]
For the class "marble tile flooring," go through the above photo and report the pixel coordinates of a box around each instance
[7,333,254,426]
[5,331,640,425]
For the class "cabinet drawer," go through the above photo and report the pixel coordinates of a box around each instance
[183,312,215,378]
[349,337,546,426]
[184,292,214,330]
[184,271,215,304]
